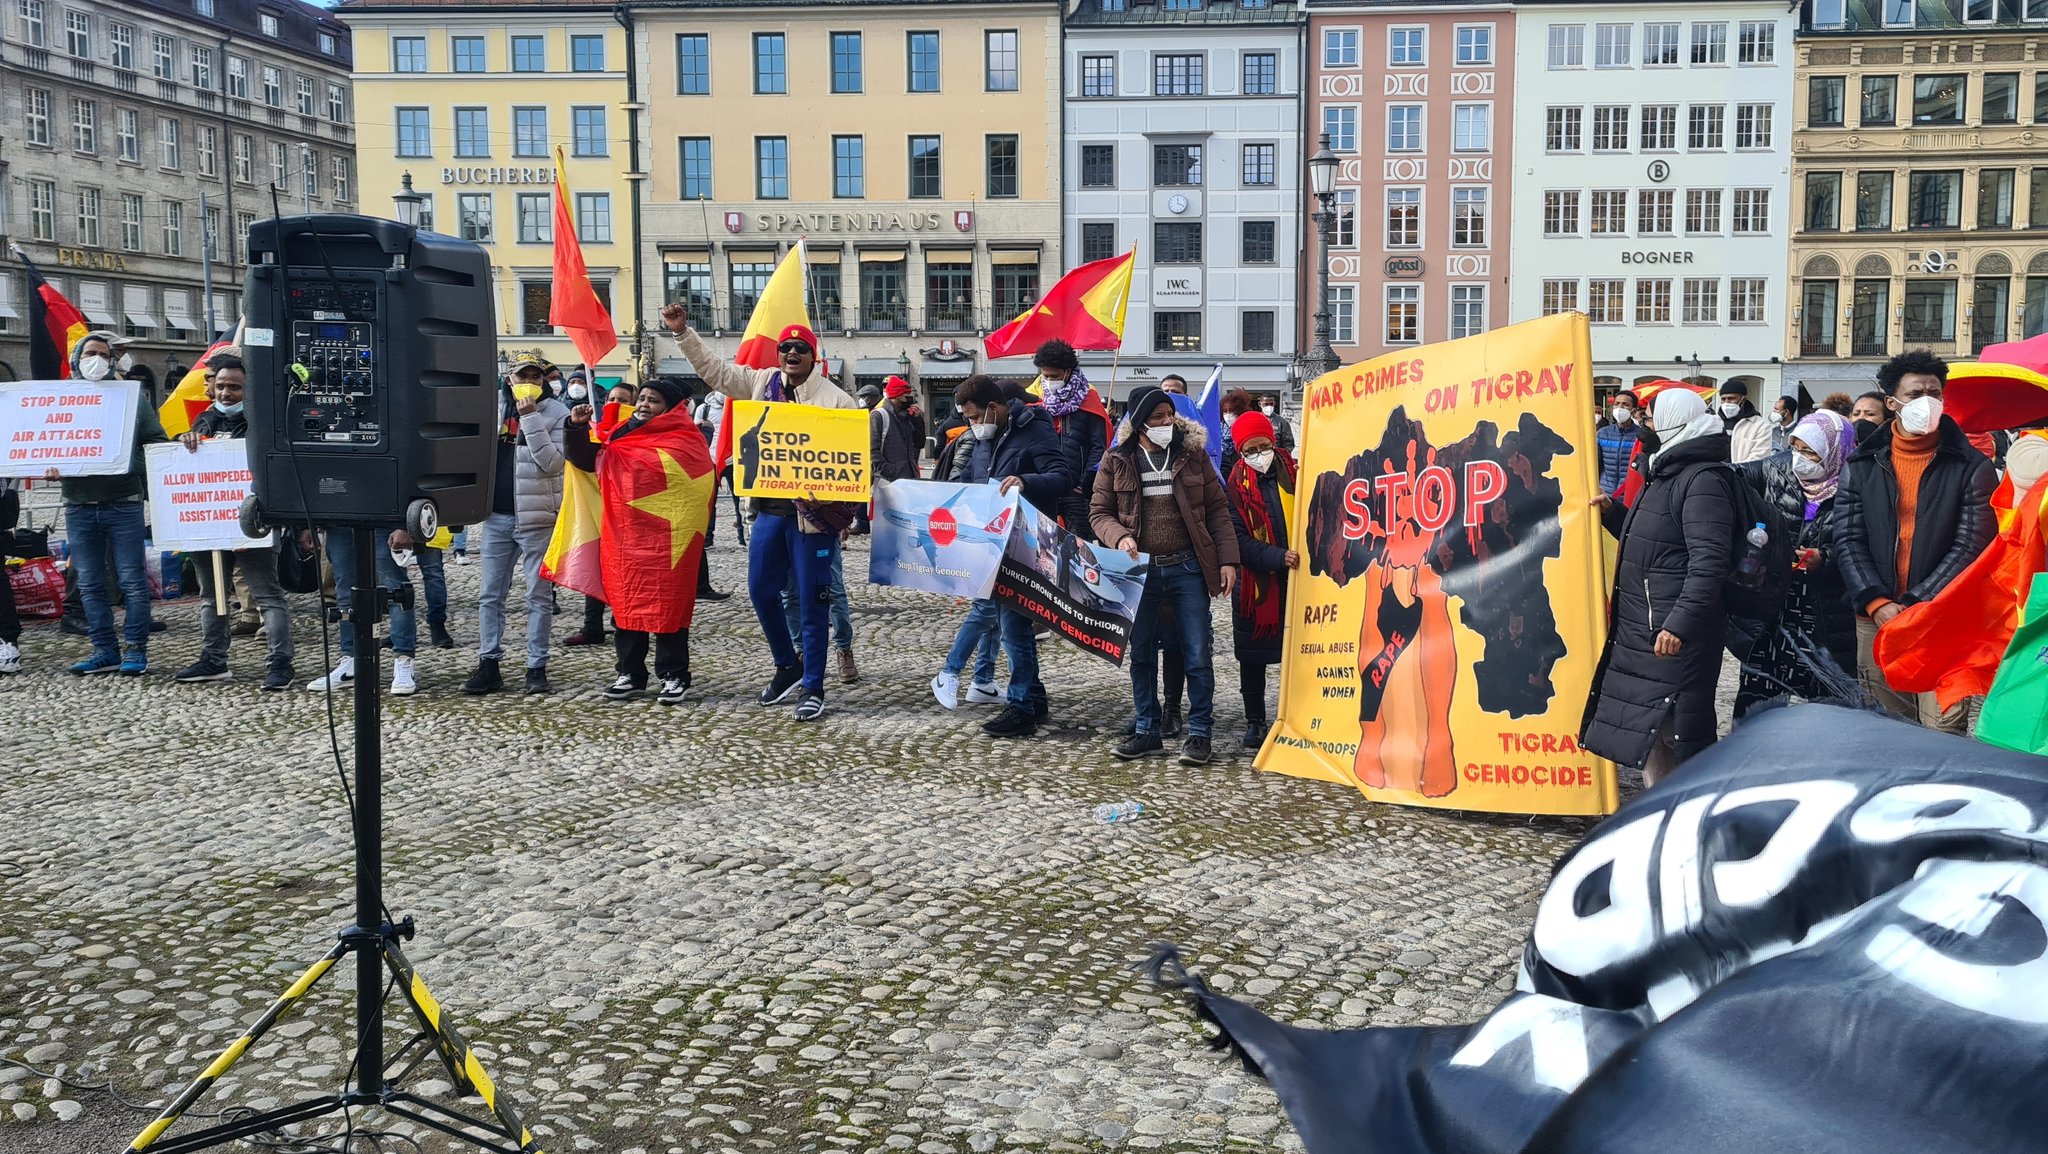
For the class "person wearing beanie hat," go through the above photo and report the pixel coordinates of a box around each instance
[871,376,924,485]
[1717,379,1774,464]
[1223,409,1297,749]
[660,302,862,722]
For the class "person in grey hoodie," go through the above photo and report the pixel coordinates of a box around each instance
[462,354,570,695]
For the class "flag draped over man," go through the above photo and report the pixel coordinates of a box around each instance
[983,250,1134,360]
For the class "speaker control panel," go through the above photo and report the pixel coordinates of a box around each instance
[287,320,381,446]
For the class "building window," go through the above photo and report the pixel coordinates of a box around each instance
[1857,75,1897,126]
[515,193,549,243]
[1592,106,1629,151]
[1541,279,1579,316]
[1451,187,1487,246]
[1913,74,1965,124]
[393,36,425,72]
[1902,279,1957,343]
[1984,73,2020,123]
[679,137,712,199]
[1154,311,1202,352]
[1644,22,1681,66]
[71,98,97,154]
[1908,170,1963,230]
[1852,279,1890,356]
[1980,168,2016,229]
[1449,284,1486,339]
[1734,104,1772,149]
[1737,20,1775,64]
[511,109,546,157]
[18,0,43,46]
[986,30,1018,91]
[573,107,607,157]
[1801,280,1838,354]
[1594,23,1631,67]
[1453,104,1491,152]
[1590,189,1628,234]
[197,125,216,176]
[1635,278,1673,323]
[756,137,788,198]
[1243,52,1276,95]
[261,65,283,107]
[1639,188,1675,234]
[754,33,786,94]
[1387,105,1422,152]
[571,35,605,72]
[119,193,143,252]
[234,134,252,182]
[729,257,773,325]
[258,11,277,36]
[993,264,1038,322]
[1386,187,1420,247]
[1389,27,1424,67]
[1809,77,1846,127]
[514,35,546,74]
[2038,73,2048,125]
[28,180,55,241]
[1587,278,1625,324]
[271,141,287,186]
[162,199,183,255]
[1330,286,1355,345]
[926,260,974,331]
[1155,53,1203,96]
[296,76,315,115]
[1732,188,1770,233]
[2030,276,2048,339]
[1806,172,1842,230]
[1543,190,1581,236]
[1325,106,1360,152]
[158,116,180,169]
[152,33,173,79]
[831,32,862,93]
[24,88,51,147]
[109,21,132,69]
[1384,285,1419,343]
[1082,55,1115,97]
[675,35,706,92]
[1682,277,1719,323]
[1545,107,1582,152]
[1455,25,1493,66]
[1155,221,1202,263]
[451,36,485,72]
[2033,169,2048,228]
[1727,278,1764,324]
[116,109,138,162]
[987,134,1019,197]
[62,7,87,56]
[1079,144,1115,188]
[1689,22,1726,65]
[456,193,492,242]
[862,257,908,331]
[1242,220,1275,263]
[663,260,714,331]
[1323,28,1359,68]
[831,135,865,197]
[74,187,100,247]
[396,108,430,158]
[1858,172,1897,230]
[327,84,347,122]
[1241,310,1276,353]
[1883,0,1917,25]
[1334,188,1357,247]
[1687,104,1725,149]
[575,192,611,243]
[909,31,941,93]
[456,108,491,158]
[1547,24,1584,69]
[1974,276,2010,353]
[333,157,350,201]
[909,136,941,198]
[1080,222,1117,263]
[1641,105,1678,150]
[1153,143,1202,186]
[1684,189,1722,234]
[1242,143,1275,186]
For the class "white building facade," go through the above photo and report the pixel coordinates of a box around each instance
[1062,0,1306,404]
[1508,0,1795,401]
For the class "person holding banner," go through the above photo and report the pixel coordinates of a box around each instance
[56,331,167,677]
[169,356,296,691]
[1092,386,1239,766]
[1223,411,1298,751]
[661,304,861,723]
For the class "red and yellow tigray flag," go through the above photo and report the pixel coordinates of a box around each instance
[710,239,815,469]
[548,145,619,370]
[14,246,89,381]
[160,327,242,439]
[541,464,606,602]
[983,249,1135,360]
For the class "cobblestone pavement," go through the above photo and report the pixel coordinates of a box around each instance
[0,524,1597,1154]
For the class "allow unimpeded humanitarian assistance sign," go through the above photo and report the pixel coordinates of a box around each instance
[0,380,140,477]
[729,400,870,501]
[144,440,272,553]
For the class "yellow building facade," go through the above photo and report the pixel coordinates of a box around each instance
[336,0,640,380]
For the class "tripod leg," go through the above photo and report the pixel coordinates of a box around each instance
[127,943,348,1152]
[384,942,543,1153]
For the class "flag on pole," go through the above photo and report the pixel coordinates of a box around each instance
[712,240,815,469]
[548,146,618,369]
[984,250,1135,360]
[14,246,90,380]
[160,327,242,438]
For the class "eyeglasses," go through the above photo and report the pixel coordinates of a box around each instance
[777,342,812,356]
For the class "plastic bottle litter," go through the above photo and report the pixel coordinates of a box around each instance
[1094,801,1145,823]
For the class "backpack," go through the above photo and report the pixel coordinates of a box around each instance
[1711,462,1793,623]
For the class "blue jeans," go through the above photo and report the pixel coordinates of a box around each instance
[943,598,1001,686]
[783,544,853,653]
[749,512,835,692]
[420,541,447,627]
[997,605,1047,713]
[326,529,423,657]
[66,501,152,657]
[1128,558,1214,738]
[477,512,553,667]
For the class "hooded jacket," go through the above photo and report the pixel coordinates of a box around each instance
[1722,401,1775,464]
[957,400,1074,517]
[1090,415,1242,595]
[59,338,166,506]
[1831,416,1995,614]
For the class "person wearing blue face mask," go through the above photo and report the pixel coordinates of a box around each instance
[172,355,297,690]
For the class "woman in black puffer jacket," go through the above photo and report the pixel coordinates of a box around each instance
[1582,389,1739,785]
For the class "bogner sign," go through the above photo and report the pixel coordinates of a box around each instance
[1153,272,1202,307]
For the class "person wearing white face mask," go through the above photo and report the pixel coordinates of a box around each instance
[1596,391,1642,496]
[1833,350,1995,734]
[1222,410,1298,750]
[1716,380,1775,464]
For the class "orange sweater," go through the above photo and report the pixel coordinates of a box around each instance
[1876,428,1940,614]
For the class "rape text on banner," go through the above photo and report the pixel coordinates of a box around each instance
[1256,312,1618,817]
[143,440,273,553]
[728,399,871,501]
[869,479,1020,599]
[0,380,141,477]
[991,499,1150,666]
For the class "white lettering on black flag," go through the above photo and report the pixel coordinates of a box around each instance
[990,499,1148,667]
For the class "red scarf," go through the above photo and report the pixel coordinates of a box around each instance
[1227,451,1294,639]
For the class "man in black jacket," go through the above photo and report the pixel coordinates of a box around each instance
[1833,350,1996,733]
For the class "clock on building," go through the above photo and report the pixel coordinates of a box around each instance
[1167,194,1189,215]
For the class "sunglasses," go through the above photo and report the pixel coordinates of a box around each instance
[777,342,812,356]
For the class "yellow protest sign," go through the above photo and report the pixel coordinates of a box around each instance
[1256,313,1619,816]
[729,400,871,501]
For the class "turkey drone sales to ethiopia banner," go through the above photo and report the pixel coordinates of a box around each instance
[1257,313,1618,816]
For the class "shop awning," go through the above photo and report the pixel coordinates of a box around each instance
[854,357,905,378]
[919,359,972,380]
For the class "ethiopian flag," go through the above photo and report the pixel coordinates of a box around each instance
[160,331,241,438]
[984,250,1134,360]
[18,249,89,380]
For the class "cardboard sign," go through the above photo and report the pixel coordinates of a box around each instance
[0,380,140,477]
[729,400,870,500]
[869,479,1018,599]
[144,439,272,552]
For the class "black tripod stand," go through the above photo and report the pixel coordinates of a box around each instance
[127,528,544,1154]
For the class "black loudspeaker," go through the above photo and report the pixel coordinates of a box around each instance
[242,214,496,536]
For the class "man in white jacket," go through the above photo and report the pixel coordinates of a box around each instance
[1718,380,1776,464]
[662,303,861,722]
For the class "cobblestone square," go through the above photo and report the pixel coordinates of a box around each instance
[0,531,1590,1154]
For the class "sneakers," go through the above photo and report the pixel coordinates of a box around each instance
[0,641,19,674]
[563,629,606,647]
[174,659,233,683]
[119,648,149,677]
[965,681,1005,706]
[524,666,551,695]
[837,649,860,684]
[1115,733,1165,760]
[452,550,470,566]
[982,706,1037,739]
[307,657,355,691]
[758,664,803,706]
[603,675,644,700]
[1242,719,1270,751]
[462,658,504,696]
[656,676,691,705]
[1179,735,1213,767]
[261,660,295,692]
[931,670,961,710]
[793,691,827,722]
[70,651,122,676]
[428,622,456,650]
[389,656,417,696]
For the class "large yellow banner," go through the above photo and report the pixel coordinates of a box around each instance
[1256,314,1619,816]
[729,400,871,501]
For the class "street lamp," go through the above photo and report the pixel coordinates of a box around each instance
[896,350,911,378]
[391,172,426,228]
[1306,133,1340,384]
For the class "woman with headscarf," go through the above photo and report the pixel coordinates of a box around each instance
[1581,388,1739,786]
[1730,409,1858,717]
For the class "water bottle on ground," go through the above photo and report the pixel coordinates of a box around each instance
[1735,521,1768,583]
[1094,801,1144,823]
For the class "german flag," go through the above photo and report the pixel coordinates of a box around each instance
[984,250,1134,360]
[17,248,89,380]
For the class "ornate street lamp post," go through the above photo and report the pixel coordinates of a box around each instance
[1306,134,1340,384]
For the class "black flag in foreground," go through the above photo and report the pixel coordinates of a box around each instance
[1151,704,2048,1154]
